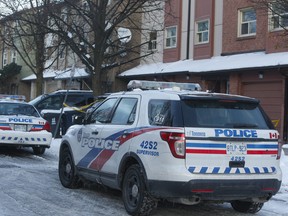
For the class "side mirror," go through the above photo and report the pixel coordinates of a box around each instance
[73,115,85,125]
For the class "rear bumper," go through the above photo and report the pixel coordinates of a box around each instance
[147,178,281,201]
[0,131,52,147]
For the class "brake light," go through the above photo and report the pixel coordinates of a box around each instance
[160,132,185,159]
[43,121,51,132]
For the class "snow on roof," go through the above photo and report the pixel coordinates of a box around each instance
[119,51,288,77]
[22,67,89,81]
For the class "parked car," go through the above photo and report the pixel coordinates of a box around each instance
[58,80,282,215]
[29,90,95,137]
[0,98,52,155]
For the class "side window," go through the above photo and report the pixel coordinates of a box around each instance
[90,98,118,123]
[66,95,90,107]
[36,95,63,110]
[111,98,138,125]
[148,100,183,127]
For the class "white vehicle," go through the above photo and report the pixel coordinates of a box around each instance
[58,80,282,215]
[0,98,52,155]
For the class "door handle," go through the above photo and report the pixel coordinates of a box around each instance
[92,130,99,135]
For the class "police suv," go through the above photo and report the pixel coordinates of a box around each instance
[58,80,282,215]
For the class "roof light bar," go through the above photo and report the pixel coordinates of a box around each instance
[0,94,26,102]
[127,80,201,91]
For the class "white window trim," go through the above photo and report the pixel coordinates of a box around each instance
[195,19,210,44]
[148,31,157,51]
[269,3,288,31]
[238,8,256,37]
[3,50,8,66]
[11,49,17,63]
[165,26,177,49]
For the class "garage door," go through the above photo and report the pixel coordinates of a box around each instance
[242,81,282,132]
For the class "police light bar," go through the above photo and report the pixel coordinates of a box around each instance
[127,80,201,91]
[0,94,26,102]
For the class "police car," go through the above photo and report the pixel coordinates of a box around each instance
[0,96,52,155]
[58,80,282,215]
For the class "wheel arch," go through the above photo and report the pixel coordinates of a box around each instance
[59,140,76,166]
[117,152,148,190]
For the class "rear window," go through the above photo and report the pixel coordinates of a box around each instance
[181,99,272,129]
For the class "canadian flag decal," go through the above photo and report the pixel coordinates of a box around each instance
[269,132,278,139]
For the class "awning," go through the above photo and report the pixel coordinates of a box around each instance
[119,51,288,77]
[22,67,90,81]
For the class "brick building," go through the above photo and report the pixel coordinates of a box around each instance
[119,0,288,141]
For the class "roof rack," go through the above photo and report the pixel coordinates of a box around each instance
[0,94,26,102]
[127,80,201,91]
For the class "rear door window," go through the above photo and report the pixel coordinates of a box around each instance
[181,99,271,129]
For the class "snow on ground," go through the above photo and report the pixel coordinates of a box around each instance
[0,139,287,216]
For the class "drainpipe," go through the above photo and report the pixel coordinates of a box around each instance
[186,0,191,59]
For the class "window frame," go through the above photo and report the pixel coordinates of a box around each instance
[238,7,257,37]
[165,26,177,49]
[11,49,17,63]
[269,2,288,31]
[195,19,210,44]
[148,31,157,51]
[3,49,8,66]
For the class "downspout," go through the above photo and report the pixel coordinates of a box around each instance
[186,0,191,59]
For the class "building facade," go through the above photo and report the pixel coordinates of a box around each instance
[119,0,288,142]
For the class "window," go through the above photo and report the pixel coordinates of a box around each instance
[270,3,288,30]
[90,98,118,123]
[165,26,177,48]
[238,8,256,36]
[181,100,270,129]
[148,100,183,127]
[195,20,209,44]
[148,31,157,50]
[3,50,7,66]
[11,49,17,63]
[111,98,138,125]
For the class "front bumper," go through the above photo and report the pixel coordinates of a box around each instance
[148,178,281,201]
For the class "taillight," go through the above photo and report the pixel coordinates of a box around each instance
[160,132,185,159]
[43,121,51,132]
[277,139,282,160]
[0,126,12,130]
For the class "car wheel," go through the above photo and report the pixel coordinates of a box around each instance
[32,146,46,155]
[231,200,264,213]
[122,164,157,216]
[58,147,81,188]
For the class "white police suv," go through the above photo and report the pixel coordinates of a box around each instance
[58,80,282,215]
[0,97,52,155]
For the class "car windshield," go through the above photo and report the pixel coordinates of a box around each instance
[0,103,39,117]
[181,99,272,129]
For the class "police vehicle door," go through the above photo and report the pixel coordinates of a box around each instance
[96,95,139,175]
[76,97,118,170]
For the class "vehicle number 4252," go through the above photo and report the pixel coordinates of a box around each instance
[140,141,157,150]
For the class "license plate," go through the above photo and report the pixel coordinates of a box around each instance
[14,124,27,132]
[226,143,247,155]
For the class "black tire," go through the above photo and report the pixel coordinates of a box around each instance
[33,146,46,155]
[58,147,81,188]
[231,200,264,213]
[122,164,157,216]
